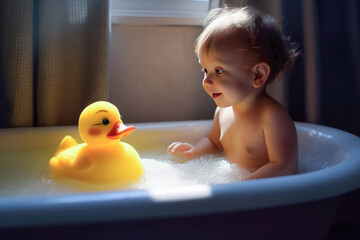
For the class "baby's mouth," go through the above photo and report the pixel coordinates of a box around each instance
[212,92,222,98]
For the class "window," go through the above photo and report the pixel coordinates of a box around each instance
[110,0,210,26]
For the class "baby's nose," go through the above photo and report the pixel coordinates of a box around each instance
[203,76,214,85]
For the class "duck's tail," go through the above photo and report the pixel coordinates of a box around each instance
[53,135,78,157]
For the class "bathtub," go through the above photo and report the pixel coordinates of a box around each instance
[0,120,360,239]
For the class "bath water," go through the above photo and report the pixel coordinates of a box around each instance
[0,146,249,197]
[0,142,330,198]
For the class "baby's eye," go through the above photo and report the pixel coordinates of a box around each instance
[215,68,224,75]
[201,67,207,74]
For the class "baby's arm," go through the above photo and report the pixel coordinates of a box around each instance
[167,108,222,158]
[244,107,298,180]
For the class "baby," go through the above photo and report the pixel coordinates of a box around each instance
[168,7,298,180]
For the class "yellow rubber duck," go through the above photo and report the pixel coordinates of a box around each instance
[49,101,143,184]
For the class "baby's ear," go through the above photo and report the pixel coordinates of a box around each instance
[252,62,270,88]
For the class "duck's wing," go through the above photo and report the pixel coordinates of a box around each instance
[67,153,92,171]
[53,135,79,157]
[50,144,92,172]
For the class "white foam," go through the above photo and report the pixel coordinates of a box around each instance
[137,151,249,190]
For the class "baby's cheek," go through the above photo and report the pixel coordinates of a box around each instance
[89,128,102,136]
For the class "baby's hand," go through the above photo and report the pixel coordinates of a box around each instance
[167,142,198,158]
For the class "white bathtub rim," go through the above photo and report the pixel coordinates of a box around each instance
[0,121,360,227]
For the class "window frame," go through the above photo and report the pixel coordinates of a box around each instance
[110,0,210,26]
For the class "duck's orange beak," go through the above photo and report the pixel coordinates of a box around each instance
[107,121,135,139]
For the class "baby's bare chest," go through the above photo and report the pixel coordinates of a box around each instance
[220,121,265,150]
[218,116,269,167]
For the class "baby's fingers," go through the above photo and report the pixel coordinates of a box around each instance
[167,142,192,154]
[183,148,196,157]
[167,142,179,152]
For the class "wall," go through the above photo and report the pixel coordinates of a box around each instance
[109,24,215,123]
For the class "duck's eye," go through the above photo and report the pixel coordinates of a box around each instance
[102,118,110,125]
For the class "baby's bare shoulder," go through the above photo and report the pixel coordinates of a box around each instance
[261,99,294,127]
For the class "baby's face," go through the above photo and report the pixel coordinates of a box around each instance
[199,41,255,108]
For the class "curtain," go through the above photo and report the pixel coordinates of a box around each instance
[283,0,360,136]
[0,0,109,128]
[313,0,360,136]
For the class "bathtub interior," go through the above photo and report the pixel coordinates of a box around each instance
[0,120,353,198]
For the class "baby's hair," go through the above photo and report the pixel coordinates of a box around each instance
[195,6,299,85]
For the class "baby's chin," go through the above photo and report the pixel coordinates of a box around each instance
[212,100,231,108]
[206,91,236,108]
[212,97,245,109]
